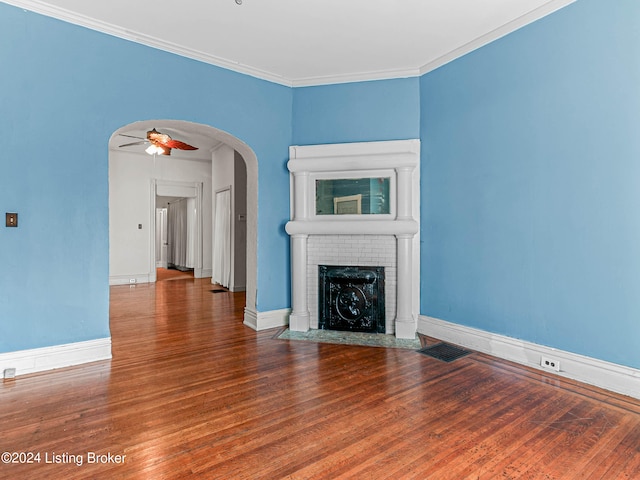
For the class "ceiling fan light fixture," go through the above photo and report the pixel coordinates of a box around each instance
[146,144,166,155]
[119,128,194,156]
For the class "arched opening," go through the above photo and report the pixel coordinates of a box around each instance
[108,119,258,319]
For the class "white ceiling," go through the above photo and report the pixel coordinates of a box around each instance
[6,0,574,87]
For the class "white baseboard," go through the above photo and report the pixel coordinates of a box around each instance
[195,268,212,279]
[244,307,291,331]
[0,338,112,378]
[109,274,152,286]
[418,315,640,400]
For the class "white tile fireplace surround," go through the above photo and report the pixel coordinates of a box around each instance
[285,140,420,339]
[309,235,396,332]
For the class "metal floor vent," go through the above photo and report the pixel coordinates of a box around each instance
[417,343,472,362]
[211,289,227,294]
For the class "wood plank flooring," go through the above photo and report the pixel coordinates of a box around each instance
[1,277,639,479]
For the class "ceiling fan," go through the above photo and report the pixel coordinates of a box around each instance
[118,128,198,156]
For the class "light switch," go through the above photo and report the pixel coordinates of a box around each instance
[6,213,18,227]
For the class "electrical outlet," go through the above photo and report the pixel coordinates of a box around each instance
[129,279,136,284]
[541,355,560,372]
[4,368,16,379]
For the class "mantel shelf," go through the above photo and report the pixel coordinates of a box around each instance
[285,219,418,236]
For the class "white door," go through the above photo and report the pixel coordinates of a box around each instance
[155,208,168,268]
[212,188,231,287]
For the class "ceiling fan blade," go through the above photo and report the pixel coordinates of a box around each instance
[119,133,146,140]
[164,139,198,150]
[119,141,147,148]
[146,128,197,151]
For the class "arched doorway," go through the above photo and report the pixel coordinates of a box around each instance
[108,119,258,319]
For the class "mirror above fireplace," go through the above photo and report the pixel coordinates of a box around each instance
[315,177,391,215]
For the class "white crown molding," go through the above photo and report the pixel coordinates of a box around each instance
[290,67,421,88]
[291,0,575,86]
[5,0,575,88]
[419,315,640,400]
[0,338,112,378]
[419,0,576,75]
[2,0,293,87]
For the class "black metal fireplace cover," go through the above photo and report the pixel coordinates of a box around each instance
[319,265,385,333]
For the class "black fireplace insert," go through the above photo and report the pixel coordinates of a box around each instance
[318,265,385,333]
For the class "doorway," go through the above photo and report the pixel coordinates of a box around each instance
[152,181,203,282]
[156,195,199,278]
[108,120,259,324]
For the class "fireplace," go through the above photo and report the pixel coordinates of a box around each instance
[285,139,420,339]
[319,265,385,333]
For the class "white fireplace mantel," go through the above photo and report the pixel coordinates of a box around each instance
[285,139,420,339]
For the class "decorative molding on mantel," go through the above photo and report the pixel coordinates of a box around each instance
[419,315,640,400]
[0,338,112,378]
[288,139,420,171]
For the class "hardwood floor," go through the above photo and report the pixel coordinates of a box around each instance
[1,277,639,479]
[155,267,195,282]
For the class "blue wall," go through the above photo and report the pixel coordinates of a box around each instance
[293,78,420,145]
[3,0,639,372]
[420,0,640,369]
[0,5,292,352]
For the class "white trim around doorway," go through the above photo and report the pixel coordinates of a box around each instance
[151,179,205,282]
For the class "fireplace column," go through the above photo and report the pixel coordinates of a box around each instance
[289,171,310,331]
[289,234,310,331]
[395,234,414,338]
[395,165,417,339]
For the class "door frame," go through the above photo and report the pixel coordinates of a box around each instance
[150,179,204,282]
